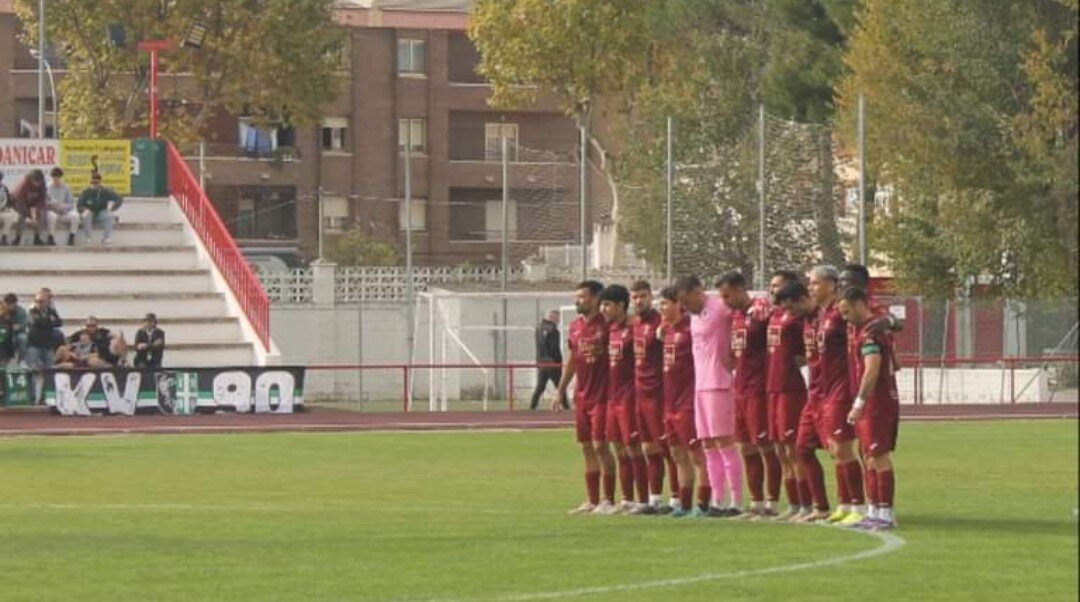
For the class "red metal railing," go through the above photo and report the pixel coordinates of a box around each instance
[165,141,271,348]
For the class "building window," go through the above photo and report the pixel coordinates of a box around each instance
[484,199,518,241]
[322,118,349,152]
[484,123,519,162]
[238,118,296,157]
[322,196,349,233]
[397,38,426,75]
[398,199,427,231]
[398,119,427,154]
[233,185,298,240]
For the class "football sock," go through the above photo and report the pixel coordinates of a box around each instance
[765,451,783,502]
[878,469,895,512]
[646,452,665,496]
[585,471,600,505]
[863,467,879,508]
[835,462,850,509]
[843,461,865,505]
[679,487,693,511]
[798,452,828,510]
[617,456,634,502]
[632,455,649,503]
[603,471,617,504]
[744,451,765,502]
[797,479,812,509]
[784,478,800,508]
[704,449,728,507]
[721,446,744,509]
[663,445,680,496]
[696,485,712,508]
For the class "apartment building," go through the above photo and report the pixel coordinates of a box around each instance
[0,0,603,265]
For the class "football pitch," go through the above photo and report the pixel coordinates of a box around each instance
[0,420,1075,601]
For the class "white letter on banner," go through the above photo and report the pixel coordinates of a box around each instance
[254,371,294,413]
[213,371,252,412]
[101,372,142,416]
[54,372,95,416]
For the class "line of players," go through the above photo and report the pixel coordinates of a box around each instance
[555,264,901,530]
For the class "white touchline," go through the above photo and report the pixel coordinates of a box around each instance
[410,526,906,602]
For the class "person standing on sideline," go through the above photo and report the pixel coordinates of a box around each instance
[557,281,618,515]
[676,275,744,518]
[4,294,29,366]
[46,168,80,246]
[78,172,124,245]
[529,310,563,410]
[134,313,166,369]
[10,169,48,246]
[26,292,61,404]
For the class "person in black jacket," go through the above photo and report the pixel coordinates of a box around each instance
[26,292,61,403]
[133,313,165,369]
[529,310,565,410]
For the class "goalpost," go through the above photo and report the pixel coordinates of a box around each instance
[420,289,573,411]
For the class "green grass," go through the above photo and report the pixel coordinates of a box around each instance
[0,421,1076,601]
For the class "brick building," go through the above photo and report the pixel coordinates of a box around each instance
[0,0,606,265]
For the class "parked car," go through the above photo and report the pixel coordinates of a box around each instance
[241,247,307,274]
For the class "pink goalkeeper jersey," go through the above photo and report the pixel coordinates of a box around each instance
[690,295,733,391]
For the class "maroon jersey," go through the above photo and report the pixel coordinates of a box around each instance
[803,307,824,402]
[607,319,635,405]
[632,308,664,397]
[847,299,889,397]
[856,325,900,410]
[814,301,850,406]
[732,297,770,397]
[569,313,609,408]
[662,315,694,411]
[766,308,806,393]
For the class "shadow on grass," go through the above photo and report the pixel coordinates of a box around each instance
[902,514,1076,537]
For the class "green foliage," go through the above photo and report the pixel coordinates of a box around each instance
[325,229,401,267]
[14,0,345,141]
[838,0,1079,298]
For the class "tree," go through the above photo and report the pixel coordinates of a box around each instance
[14,0,345,141]
[837,0,1078,298]
[325,229,401,267]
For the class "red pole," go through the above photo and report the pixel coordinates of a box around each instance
[149,48,159,138]
[507,366,514,411]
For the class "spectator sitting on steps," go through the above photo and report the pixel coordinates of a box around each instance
[0,171,17,246]
[46,167,80,246]
[77,171,123,245]
[56,331,97,369]
[58,317,128,368]
[133,313,166,369]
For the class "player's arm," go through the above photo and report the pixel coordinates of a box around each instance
[848,342,882,424]
[554,347,576,411]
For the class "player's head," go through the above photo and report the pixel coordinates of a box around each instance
[574,280,604,316]
[775,280,813,317]
[809,265,840,305]
[599,284,630,322]
[838,286,871,325]
[769,270,801,305]
[658,285,682,322]
[674,275,706,314]
[629,280,653,315]
[839,263,871,292]
[716,271,750,310]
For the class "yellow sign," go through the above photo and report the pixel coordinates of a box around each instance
[60,139,132,195]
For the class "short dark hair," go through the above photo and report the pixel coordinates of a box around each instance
[50,167,64,178]
[3,293,16,304]
[599,284,630,309]
[659,286,679,302]
[90,171,103,182]
[771,270,801,285]
[575,280,604,297]
[144,312,157,322]
[674,275,702,294]
[841,286,869,304]
[841,263,871,287]
[716,271,748,289]
[775,281,809,304]
[629,280,651,293]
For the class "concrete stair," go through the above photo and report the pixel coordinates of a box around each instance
[0,196,265,367]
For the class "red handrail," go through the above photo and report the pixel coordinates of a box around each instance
[165,141,270,348]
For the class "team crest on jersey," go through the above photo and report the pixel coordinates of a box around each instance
[733,329,747,357]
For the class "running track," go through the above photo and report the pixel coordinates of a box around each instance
[0,403,1075,437]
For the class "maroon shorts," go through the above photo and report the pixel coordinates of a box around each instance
[768,390,807,444]
[605,401,639,446]
[735,389,769,446]
[795,399,828,453]
[575,402,607,443]
[635,389,665,444]
[663,405,696,448]
[821,398,856,444]
[856,403,899,457]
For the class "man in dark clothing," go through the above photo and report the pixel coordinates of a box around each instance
[3,293,28,365]
[77,171,124,245]
[133,313,166,369]
[60,317,126,367]
[27,293,61,403]
[530,310,565,410]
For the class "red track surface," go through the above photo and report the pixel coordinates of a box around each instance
[0,403,1075,437]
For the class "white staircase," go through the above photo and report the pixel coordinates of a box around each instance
[0,196,269,367]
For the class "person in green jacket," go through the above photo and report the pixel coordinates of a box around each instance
[77,171,124,245]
